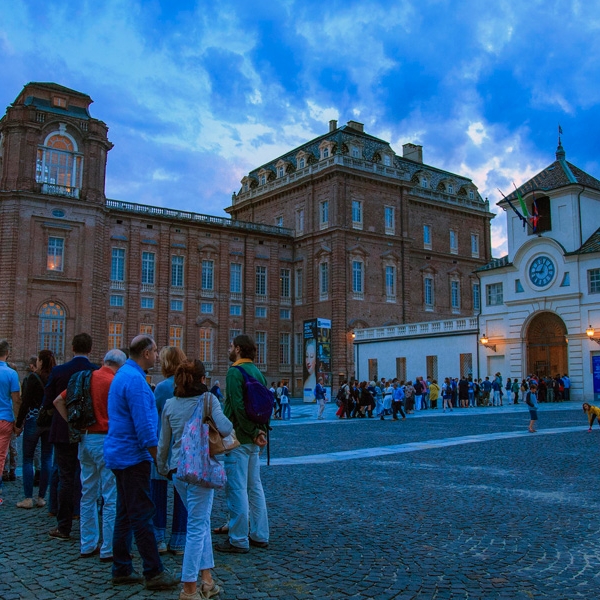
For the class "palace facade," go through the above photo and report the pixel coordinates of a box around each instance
[0,82,493,393]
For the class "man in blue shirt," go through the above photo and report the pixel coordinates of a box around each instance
[104,335,178,590]
[0,340,20,504]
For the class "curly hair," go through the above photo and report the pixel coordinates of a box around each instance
[174,359,207,398]
[159,346,187,378]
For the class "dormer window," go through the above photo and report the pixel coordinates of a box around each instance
[260,174,266,186]
[421,177,428,188]
[323,148,329,159]
[448,184,454,194]
[243,183,249,192]
[351,146,360,158]
[468,190,475,200]
[278,166,284,178]
[299,158,305,169]
[53,97,67,108]
[383,155,391,166]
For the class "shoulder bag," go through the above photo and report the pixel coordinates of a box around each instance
[203,393,240,456]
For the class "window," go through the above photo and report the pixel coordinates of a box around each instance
[385,265,396,299]
[38,301,65,359]
[171,256,184,287]
[320,262,329,299]
[451,280,460,310]
[36,133,83,197]
[486,283,503,306]
[142,252,155,284]
[255,266,267,296]
[515,279,524,293]
[275,216,283,227]
[279,333,291,365]
[278,166,284,178]
[141,297,155,309]
[295,268,303,302]
[448,184,454,194]
[139,323,154,337]
[299,157,305,169]
[280,308,291,320]
[473,283,481,311]
[230,263,242,294]
[171,299,183,311]
[111,248,125,281]
[201,260,214,290]
[256,331,267,365]
[47,237,64,271]
[108,322,123,350]
[201,302,213,314]
[230,304,242,316]
[169,326,183,348]
[295,333,303,365]
[296,209,304,233]
[352,260,364,295]
[426,356,438,381]
[352,200,363,228]
[280,269,291,298]
[322,148,329,159]
[471,234,479,258]
[421,177,428,188]
[320,200,329,226]
[589,269,600,294]
[255,306,267,318]
[419,227,430,252]
[424,277,434,307]
[260,174,266,185]
[460,353,473,378]
[368,358,378,382]
[110,295,124,307]
[198,328,213,363]
[396,357,407,382]
[450,230,458,254]
[351,146,360,158]
[229,329,241,343]
[384,155,391,166]
[468,190,475,200]
[560,272,570,287]
[384,207,394,234]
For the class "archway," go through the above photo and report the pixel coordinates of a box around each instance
[526,312,568,377]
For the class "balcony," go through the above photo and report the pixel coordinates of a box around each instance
[353,317,479,341]
[256,363,267,372]
[230,292,242,301]
[41,183,80,199]
[200,289,214,298]
[141,284,155,293]
[110,281,125,290]
[170,286,185,296]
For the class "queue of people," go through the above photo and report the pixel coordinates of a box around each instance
[1,333,271,600]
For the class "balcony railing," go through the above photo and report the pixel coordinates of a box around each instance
[141,284,155,293]
[110,281,125,290]
[40,183,80,199]
[354,317,479,341]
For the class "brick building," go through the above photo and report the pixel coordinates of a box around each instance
[0,82,493,393]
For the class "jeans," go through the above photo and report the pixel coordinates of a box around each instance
[54,442,80,535]
[112,461,163,580]
[223,444,269,548]
[414,395,422,411]
[150,477,188,551]
[281,403,291,420]
[78,433,116,558]
[173,478,214,582]
[317,398,326,418]
[22,417,52,499]
[468,391,475,407]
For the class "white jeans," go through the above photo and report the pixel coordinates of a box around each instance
[78,433,116,558]
[317,398,326,418]
[414,395,422,411]
[173,478,214,581]
[493,390,501,406]
[223,443,269,548]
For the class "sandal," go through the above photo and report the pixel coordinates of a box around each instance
[201,580,221,598]
[212,525,229,535]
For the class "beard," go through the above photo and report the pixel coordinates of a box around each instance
[229,349,237,363]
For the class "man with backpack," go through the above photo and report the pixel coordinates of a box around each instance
[216,334,269,554]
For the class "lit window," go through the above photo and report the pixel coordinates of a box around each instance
[450,230,458,253]
[201,302,213,314]
[230,304,242,316]
[171,299,183,311]
[473,283,481,311]
[320,262,329,298]
[424,225,431,247]
[169,325,183,348]
[352,261,364,294]
[471,234,479,257]
[198,328,213,363]
[110,295,124,307]
[279,333,291,365]
[108,322,123,350]
[352,200,363,227]
[47,237,64,271]
[280,308,291,320]
[486,283,503,306]
[139,323,154,337]
[589,269,600,294]
[280,269,291,298]
[201,260,214,290]
[36,133,83,198]
[451,280,460,310]
[386,265,396,298]
[230,263,242,293]
[255,306,267,318]
[39,301,65,359]
[255,266,267,296]
[171,256,184,287]
[384,206,394,234]
[141,252,155,284]
[111,248,125,281]
[424,277,434,307]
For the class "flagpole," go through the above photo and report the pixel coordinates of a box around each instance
[498,188,534,233]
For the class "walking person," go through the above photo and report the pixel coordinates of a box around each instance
[381,382,393,420]
[391,382,406,420]
[280,382,291,420]
[442,378,453,412]
[525,382,539,433]
[215,334,269,554]
[315,377,327,420]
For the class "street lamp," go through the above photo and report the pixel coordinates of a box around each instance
[479,333,497,352]
[586,326,600,345]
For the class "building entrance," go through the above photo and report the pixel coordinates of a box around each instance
[526,312,568,378]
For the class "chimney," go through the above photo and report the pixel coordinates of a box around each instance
[346,120,364,133]
[329,119,338,132]
[402,143,423,163]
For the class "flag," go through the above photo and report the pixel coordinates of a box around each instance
[558,124,563,135]
[530,194,539,232]
[498,188,529,230]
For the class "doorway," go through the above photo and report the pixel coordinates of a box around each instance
[526,312,568,377]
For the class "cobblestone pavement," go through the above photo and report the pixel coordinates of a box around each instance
[2,402,600,599]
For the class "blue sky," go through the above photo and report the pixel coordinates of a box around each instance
[2,0,599,256]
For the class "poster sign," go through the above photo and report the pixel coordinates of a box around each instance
[303,318,332,403]
[593,355,600,402]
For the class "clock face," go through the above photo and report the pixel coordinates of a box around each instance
[529,255,556,287]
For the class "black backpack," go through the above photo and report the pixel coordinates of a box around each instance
[234,366,274,424]
[66,370,95,442]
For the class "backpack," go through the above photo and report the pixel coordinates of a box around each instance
[66,369,95,443]
[525,391,533,407]
[233,365,274,424]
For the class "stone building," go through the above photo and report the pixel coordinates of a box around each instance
[0,82,493,392]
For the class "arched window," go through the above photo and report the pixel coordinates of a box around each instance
[38,301,66,360]
[36,132,83,198]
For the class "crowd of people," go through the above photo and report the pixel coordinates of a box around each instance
[0,333,271,600]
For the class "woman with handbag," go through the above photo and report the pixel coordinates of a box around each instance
[157,359,233,600]
[14,350,55,509]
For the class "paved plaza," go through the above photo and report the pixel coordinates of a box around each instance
[2,401,600,599]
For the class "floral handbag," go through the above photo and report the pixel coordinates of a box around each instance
[176,396,227,489]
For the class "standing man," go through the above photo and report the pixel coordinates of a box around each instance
[42,333,96,541]
[104,336,178,589]
[54,349,127,562]
[562,374,571,401]
[216,334,269,553]
[315,377,327,420]
[0,340,20,504]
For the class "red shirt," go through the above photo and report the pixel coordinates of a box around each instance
[60,365,114,433]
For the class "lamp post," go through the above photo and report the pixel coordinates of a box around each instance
[586,326,600,345]
[479,333,497,352]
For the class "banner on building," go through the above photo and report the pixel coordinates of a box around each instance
[303,318,332,403]
[593,355,600,403]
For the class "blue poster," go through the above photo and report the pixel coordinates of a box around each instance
[593,355,600,402]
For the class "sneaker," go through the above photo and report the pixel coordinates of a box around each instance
[17,498,34,509]
[168,546,184,556]
[112,570,144,586]
[214,539,249,554]
[36,497,46,508]
[249,537,269,549]
[157,541,168,554]
[48,527,71,541]
[145,569,180,590]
